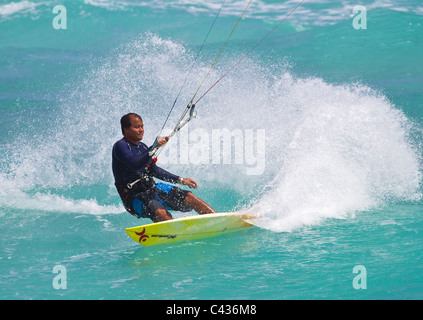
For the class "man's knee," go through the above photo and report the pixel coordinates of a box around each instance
[154,208,172,222]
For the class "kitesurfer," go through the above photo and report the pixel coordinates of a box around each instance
[112,113,216,222]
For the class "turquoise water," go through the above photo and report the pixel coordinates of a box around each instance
[1,0,422,300]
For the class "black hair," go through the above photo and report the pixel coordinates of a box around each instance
[120,113,142,135]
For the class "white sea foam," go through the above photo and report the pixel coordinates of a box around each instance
[248,78,422,232]
[82,0,423,24]
[0,1,47,19]
[0,175,122,215]
[2,0,421,25]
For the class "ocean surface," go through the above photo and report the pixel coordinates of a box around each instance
[1,0,422,300]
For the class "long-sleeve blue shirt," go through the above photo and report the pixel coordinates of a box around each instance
[112,138,180,186]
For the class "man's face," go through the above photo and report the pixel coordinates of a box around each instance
[124,116,144,143]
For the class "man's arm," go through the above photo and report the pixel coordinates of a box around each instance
[150,164,180,184]
[150,165,199,189]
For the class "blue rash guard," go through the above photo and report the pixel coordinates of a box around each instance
[112,137,180,186]
[112,137,191,220]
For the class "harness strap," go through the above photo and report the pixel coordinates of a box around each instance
[126,157,157,189]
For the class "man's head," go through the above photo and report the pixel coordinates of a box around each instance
[121,113,144,144]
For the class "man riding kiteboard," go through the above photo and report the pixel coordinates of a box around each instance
[112,113,215,222]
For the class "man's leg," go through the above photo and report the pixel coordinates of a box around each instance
[153,208,173,222]
[184,192,216,215]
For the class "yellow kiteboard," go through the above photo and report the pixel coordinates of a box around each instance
[125,212,254,246]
